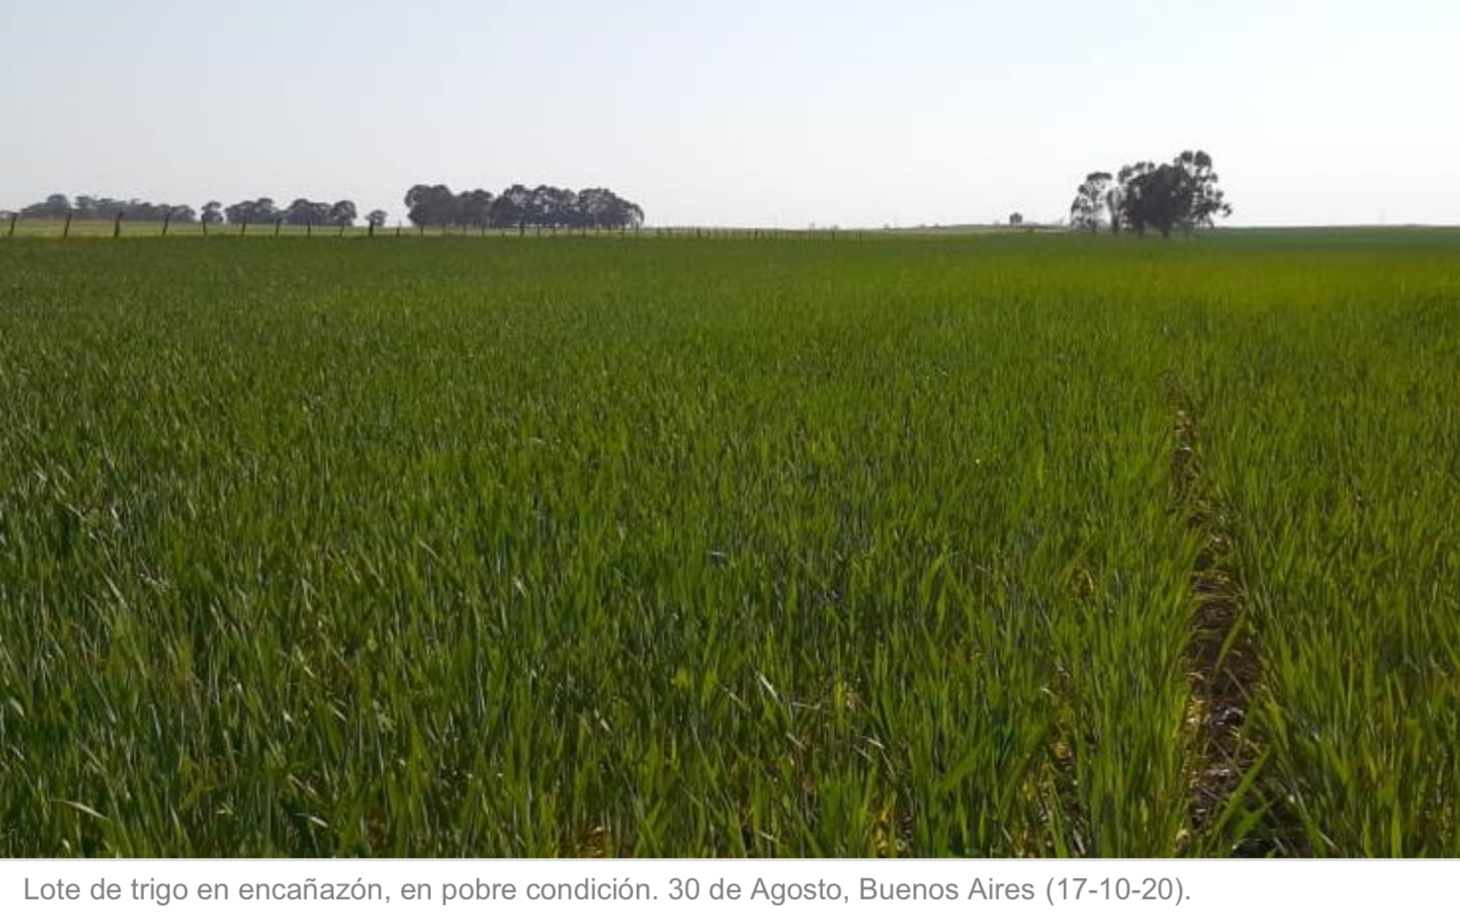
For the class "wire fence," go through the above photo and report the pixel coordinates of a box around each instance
[0,213,877,241]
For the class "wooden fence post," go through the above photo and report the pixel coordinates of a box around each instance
[8,213,16,237]
[63,211,73,238]
[241,221,248,237]
[161,212,171,237]
[307,222,313,238]
[368,219,375,238]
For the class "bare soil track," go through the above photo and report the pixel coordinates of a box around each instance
[1170,393,1268,854]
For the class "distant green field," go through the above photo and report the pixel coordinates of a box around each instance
[1,232,1456,856]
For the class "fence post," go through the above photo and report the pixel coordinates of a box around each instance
[202,218,209,237]
[338,223,345,237]
[161,212,171,237]
[113,211,124,238]
[368,219,375,238]
[63,211,73,238]
[8,212,16,237]
[307,222,312,238]
[274,219,282,237]
[241,221,248,237]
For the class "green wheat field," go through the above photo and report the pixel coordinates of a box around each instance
[1,231,1456,857]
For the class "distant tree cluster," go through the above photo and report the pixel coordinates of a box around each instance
[18,194,196,222]
[403,184,645,230]
[1070,150,1231,236]
[220,197,358,227]
[283,198,357,227]
[221,198,279,226]
[10,193,373,228]
[7,184,645,232]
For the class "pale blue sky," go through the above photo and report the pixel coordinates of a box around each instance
[2,0,1456,227]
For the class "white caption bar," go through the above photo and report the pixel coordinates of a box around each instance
[1,859,1453,922]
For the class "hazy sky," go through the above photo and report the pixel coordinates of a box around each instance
[2,0,1457,227]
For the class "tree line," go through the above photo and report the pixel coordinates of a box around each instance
[216,198,368,228]
[9,193,369,228]
[6,182,646,231]
[403,184,645,230]
[16,194,198,223]
[1070,150,1231,236]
